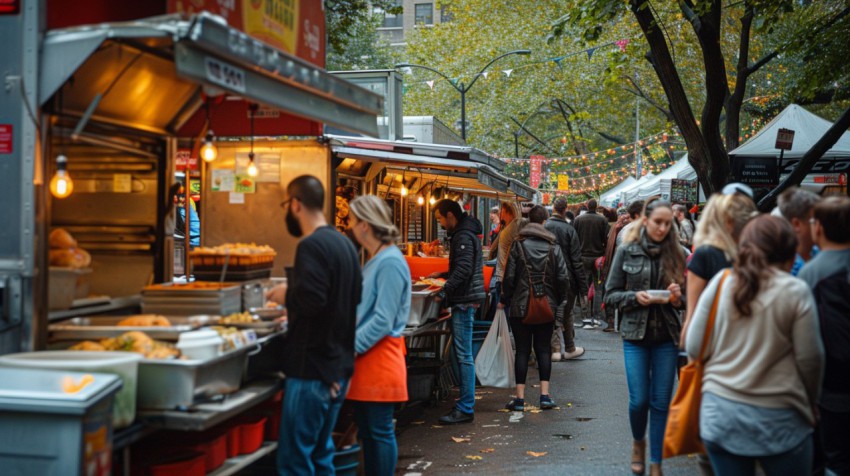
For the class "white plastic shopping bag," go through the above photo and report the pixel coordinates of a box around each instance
[474,309,515,388]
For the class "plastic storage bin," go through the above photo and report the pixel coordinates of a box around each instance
[0,367,121,476]
[0,351,141,428]
[48,267,92,310]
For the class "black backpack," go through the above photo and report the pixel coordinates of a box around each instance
[813,268,850,394]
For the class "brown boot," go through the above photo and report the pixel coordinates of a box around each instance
[649,463,663,476]
[631,440,646,474]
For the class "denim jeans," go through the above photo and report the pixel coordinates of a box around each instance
[352,402,397,476]
[705,436,813,476]
[623,340,678,464]
[452,305,476,415]
[277,377,350,476]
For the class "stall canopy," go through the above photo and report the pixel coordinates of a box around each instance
[613,173,655,205]
[729,104,850,158]
[39,12,383,137]
[599,176,637,208]
[620,156,704,204]
[329,136,536,200]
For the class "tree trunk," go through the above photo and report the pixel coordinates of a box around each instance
[757,105,850,211]
[724,4,754,151]
[630,0,719,195]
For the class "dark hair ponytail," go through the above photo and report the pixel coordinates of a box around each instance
[732,215,797,317]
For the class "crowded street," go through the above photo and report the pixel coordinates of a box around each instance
[395,327,698,475]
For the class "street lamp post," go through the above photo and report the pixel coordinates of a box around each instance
[396,49,531,141]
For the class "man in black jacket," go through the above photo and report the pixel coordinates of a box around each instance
[573,198,610,326]
[430,199,486,424]
[545,197,588,360]
[266,175,362,475]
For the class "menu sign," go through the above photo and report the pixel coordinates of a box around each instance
[670,179,697,204]
[732,157,778,189]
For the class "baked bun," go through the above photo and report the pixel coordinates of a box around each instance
[49,248,88,268]
[50,228,77,249]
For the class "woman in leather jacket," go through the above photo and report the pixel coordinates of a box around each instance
[604,198,686,476]
[501,206,569,411]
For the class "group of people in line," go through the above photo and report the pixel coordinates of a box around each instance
[266,174,849,476]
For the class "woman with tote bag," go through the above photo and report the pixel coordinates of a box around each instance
[685,215,825,475]
[501,206,569,411]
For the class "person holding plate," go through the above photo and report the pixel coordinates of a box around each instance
[604,197,687,476]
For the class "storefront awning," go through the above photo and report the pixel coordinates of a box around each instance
[332,142,535,200]
[39,13,383,137]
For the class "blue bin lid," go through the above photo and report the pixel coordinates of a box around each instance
[0,367,122,415]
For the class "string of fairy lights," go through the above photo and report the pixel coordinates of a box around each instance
[501,130,688,199]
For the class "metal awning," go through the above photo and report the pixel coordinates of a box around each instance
[327,135,506,171]
[332,145,535,200]
[39,13,383,136]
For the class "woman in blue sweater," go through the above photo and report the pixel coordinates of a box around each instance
[345,195,410,476]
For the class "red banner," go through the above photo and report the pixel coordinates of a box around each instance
[529,155,544,189]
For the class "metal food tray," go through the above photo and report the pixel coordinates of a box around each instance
[136,344,254,410]
[409,290,441,327]
[49,315,217,341]
[142,283,242,298]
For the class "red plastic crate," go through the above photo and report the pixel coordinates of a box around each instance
[227,423,241,458]
[148,452,206,476]
[239,416,268,455]
[183,432,227,472]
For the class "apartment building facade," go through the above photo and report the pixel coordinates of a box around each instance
[376,0,451,46]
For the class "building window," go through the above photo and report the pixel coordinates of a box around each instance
[377,0,402,28]
[415,3,433,25]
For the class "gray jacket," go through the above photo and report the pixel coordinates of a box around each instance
[604,241,685,343]
[501,224,569,321]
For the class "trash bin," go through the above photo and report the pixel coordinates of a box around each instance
[0,367,122,476]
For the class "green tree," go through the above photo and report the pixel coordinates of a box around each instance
[325,0,402,70]
[552,0,850,202]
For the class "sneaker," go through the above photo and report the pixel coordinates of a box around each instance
[551,352,562,362]
[540,394,556,410]
[562,347,585,360]
[439,408,474,424]
[581,319,593,329]
[505,398,525,411]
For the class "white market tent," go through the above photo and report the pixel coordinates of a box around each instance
[728,104,850,158]
[598,176,637,208]
[610,172,655,205]
[622,156,702,203]
[729,104,850,193]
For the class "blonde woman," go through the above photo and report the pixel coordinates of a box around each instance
[679,192,757,345]
[345,195,410,476]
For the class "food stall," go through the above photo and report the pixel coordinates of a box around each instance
[1,2,382,474]
[328,135,536,401]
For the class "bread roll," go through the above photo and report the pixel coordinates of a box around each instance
[50,228,77,249]
[117,315,171,327]
[49,248,87,268]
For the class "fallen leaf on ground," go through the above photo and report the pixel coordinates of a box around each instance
[529,409,542,414]
[527,451,547,457]
[480,448,495,453]
[497,409,510,413]
[452,437,471,443]
[532,384,540,388]
[431,425,443,429]
[580,446,586,451]
[567,403,573,407]
[411,421,425,425]
[475,396,483,400]
[465,455,483,460]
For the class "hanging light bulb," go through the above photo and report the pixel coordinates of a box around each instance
[429,195,436,205]
[247,152,258,177]
[417,194,424,206]
[200,130,218,162]
[49,154,74,199]
[400,184,408,196]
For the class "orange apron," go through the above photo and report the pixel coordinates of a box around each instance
[347,336,408,402]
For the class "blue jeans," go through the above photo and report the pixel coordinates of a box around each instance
[277,377,350,476]
[705,436,813,476]
[452,305,476,415]
[623,340,678,464]
[352,402,397,476]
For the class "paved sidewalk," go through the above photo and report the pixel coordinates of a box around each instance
[395,327,699,475]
